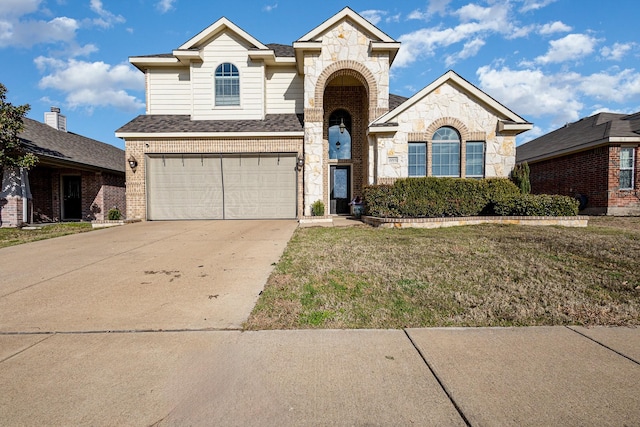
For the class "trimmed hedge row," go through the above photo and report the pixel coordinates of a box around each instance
[492,194,579,216]
[363,177,578,218]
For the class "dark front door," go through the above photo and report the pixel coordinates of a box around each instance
[62,175,82,220]
[330,165,351,215]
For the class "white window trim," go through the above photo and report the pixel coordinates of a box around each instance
[213,62,241,109]
[620,146,636,190]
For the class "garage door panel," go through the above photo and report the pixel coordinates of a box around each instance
[147,155,223,220]
[223,155,296,220]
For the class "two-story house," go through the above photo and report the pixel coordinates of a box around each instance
[116,7,532,221]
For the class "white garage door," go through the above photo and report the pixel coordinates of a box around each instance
[146,154,297,220]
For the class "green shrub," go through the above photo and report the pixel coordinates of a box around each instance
[311,200,325,216]
[107,207,122,220]
[364,177,520,218]
[492,194,579,216]
[510,162,531,194]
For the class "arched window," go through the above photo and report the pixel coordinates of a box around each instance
[328,109,351,160]
[431,126,460,177]
[215,63,239,106]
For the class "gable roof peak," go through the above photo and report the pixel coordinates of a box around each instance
[178,16,268,50]
[296,7,396,43]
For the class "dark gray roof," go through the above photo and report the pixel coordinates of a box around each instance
[19,118,125,173]
[389,93,409,111]
[265,43,295,57]
[131,53,175,58]
[117,114,304,134]
[517,112,640,163]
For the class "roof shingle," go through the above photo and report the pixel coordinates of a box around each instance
[116,114,304,134]
[517,112,640,163]
[19,118,125,173]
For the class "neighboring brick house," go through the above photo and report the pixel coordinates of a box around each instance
[116,7,532,221]
[516,112,640,215]
[0,108,126,227]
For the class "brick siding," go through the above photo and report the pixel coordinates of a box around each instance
[528,145,640,215]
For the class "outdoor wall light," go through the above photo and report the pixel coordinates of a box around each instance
[128,155,138,170]
[296,155,304,171]
[339,117,346,134]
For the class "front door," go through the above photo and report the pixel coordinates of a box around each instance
[62,175,82,220]
[330,165,351,215]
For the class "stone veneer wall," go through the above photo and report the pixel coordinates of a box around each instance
[302,18,391,215]
[125,137,303,220]
[377,82,517,180]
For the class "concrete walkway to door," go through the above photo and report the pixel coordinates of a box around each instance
[0,220,298,332]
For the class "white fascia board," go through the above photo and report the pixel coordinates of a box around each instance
[172,49,202,59]
[498,121,534,132]
[129,57,179,71]
[297,7,396,43]
[370,41,401,64]
[115,131,304,139]
[609,137,640,143]
[368,125,398,134]
[178,17,268,50]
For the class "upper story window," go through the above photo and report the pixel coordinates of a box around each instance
[328,109,351,160]
[432,126,461,177]
[215,63,239,106]
[620,147,636,190]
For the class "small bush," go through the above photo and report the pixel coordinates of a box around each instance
[107,207,122,220]
[492,194,579,216]
[311,200,325,216]
[510,162,531,194]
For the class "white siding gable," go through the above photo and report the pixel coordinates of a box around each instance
[191,31,265,120]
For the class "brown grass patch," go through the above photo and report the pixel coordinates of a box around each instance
[0,223,94,249]
[245,217,640,330]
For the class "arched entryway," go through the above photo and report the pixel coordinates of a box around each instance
[323,72,369,215]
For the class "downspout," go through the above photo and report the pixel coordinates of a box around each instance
[20,167,31,225]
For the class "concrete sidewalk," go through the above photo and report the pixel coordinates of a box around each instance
[1,326,638,426]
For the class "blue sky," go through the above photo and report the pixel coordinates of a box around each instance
[1,0,638,150]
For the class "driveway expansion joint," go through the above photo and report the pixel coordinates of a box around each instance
[403,329,472,427]
[565,326,640,366]
[0,334,53,364]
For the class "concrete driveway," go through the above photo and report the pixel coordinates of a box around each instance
[0,220,298,332]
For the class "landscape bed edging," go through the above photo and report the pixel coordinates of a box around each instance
[361,215,589,229]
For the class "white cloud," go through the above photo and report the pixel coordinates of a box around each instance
[396,3,512,68]
[386,13,401,23]
[579,69,640,103]
[89,0,125,28]
[0,0,41,17]
[407,9,429,21]
[520,0,558,13]
[476,65,583,126]
[600,42,635,61]
[517,125,545,145]
[156,0,176,14]
[35,57,145,112]
[535,33,598,64]
[359,9,386,25]
[445,38,485,67]
[538,21,571,35]
[408,0,451,20]
[0,16,79,48]
[262,3,278,12]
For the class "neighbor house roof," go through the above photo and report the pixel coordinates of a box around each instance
[115,114,304,138]
[19,118,125,173]
[517,112,640,163]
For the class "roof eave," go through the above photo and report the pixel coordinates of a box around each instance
[129,56,180,71]
[293,41,322,74]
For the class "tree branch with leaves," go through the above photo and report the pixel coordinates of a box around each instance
[0,83,38,174]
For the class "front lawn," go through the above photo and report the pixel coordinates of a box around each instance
[245,217,640,329]
[0,223,94,249]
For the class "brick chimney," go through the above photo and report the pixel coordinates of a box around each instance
[44,107,67,132]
